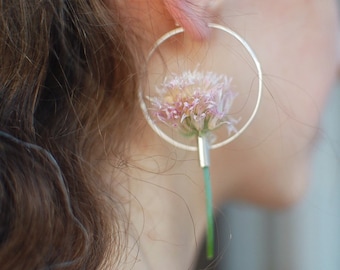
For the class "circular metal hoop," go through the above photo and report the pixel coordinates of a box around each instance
[139,23,263,151]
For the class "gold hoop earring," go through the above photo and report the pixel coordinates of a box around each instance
[139,23,263,260]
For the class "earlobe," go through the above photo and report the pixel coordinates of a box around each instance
[163,0,220,40]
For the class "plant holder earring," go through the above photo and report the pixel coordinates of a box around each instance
[139,23,263,260]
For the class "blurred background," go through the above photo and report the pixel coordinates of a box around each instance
[214,50,340,270]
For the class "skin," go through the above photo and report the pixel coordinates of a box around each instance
[107,0,340,269]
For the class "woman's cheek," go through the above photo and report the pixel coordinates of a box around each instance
[211,0,339,206]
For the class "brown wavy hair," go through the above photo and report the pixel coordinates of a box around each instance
[0,0,140,269]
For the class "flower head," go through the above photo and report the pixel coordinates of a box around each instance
[150,69,239,137]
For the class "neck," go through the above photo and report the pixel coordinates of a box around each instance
[119,132,208,269]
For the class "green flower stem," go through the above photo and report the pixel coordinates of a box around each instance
[197,135,214,259]
[203,166,214,260]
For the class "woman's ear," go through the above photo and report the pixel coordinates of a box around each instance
[109,0,222,41]
[163,0,221,40]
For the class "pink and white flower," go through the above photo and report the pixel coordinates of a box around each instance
[150,69,239,137]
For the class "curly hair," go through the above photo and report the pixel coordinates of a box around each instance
[0,0,140,268]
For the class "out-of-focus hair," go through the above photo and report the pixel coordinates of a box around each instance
[0,0,140,268]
